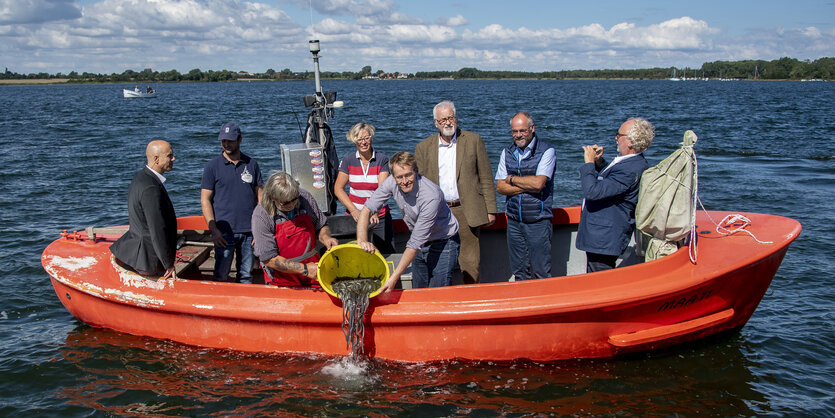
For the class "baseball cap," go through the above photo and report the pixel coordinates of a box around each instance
[218,122,241,141]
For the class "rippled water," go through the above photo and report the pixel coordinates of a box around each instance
[1,79,832,415]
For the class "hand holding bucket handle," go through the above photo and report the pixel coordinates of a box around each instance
[304,262,318,279]
[358,240,376,254]
[356,207,375,254]
[379,261,398,293]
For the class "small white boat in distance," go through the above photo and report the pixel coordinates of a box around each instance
[668,68,681,81]
[123,88,156,98]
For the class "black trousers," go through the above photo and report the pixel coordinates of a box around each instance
[586,252,618,273]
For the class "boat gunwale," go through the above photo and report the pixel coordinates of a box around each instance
[42,208,801,325]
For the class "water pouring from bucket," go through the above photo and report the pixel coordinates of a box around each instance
[317,243,392,298]
[317,243,393,357]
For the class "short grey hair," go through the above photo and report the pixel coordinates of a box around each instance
[433,100,456,120]
[262,171,300,216]
[510,112,534,129]
[626,118,655,153]
[346,122,375,144]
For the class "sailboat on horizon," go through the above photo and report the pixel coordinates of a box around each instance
[669,68,682,81]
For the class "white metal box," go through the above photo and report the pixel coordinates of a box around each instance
[280,143,328,210]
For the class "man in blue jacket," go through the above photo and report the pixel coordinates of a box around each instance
[496,112,557,280]
[576,118,655,272]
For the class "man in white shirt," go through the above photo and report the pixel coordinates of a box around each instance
[414,101,497,284]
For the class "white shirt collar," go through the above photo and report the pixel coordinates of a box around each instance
[515,135,538,156]
[146,165,167,184]
[354,149,376,160]
[437,131,457,147]
[600,153,639,175]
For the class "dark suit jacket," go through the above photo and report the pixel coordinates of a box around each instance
[110,167,177,274]
[576,154,649,256]
[415,129,498,228]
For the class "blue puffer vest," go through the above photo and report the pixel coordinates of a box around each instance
[504,136,556,223]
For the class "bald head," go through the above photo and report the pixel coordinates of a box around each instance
[146,140,175,174]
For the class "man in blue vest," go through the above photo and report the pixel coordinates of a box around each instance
[496,112,557,280]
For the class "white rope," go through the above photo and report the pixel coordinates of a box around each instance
[717,214,774,244]
[690,148,699,263]
[696,197,774,244]
[656,146,699,263]
[644,138,772,264]
[667,145,773,264]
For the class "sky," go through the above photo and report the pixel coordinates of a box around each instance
[1,0,834,75]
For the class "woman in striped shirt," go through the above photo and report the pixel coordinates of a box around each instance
[334,122,395,254]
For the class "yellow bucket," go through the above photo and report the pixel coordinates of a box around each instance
[317,243,393,299]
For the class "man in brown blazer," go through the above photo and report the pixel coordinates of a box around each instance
[415,101,497,284]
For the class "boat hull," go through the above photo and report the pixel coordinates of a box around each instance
[123,89,155,98]
[42,208,800,362]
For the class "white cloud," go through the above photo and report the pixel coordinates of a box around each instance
[0,0,82,25]
[716,26,835,62]
[461,17,718,53]
[436,13,467,27]
[308,0,418,24]
[386,24,458,43]
[1,0,306,73]
[315,17,354,35]
[0,1,832,74]
[802,26,821,38]
[612,17,719,49]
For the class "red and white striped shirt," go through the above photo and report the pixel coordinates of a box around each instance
[338,150,389,215]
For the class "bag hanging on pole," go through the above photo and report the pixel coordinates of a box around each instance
[635,130,698,262]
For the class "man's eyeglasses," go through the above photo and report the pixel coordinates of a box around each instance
[435,116,456,125]
[615,132,629,139]
[511,128,530,134]
[279,196,299,206]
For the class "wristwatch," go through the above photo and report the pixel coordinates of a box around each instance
[301,264,308,276]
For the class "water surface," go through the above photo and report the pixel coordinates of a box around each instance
[0,79,832,415]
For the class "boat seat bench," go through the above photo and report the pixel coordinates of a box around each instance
[175,245,212,276]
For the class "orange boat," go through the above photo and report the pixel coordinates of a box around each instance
[41,207,800,362]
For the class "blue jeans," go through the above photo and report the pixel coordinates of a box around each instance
[214,233,254,282]
[507,218,552,280]
[412,234,460,288]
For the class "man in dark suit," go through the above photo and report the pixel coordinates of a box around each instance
[110,140,178,278]
[576,118,655,273]
[415,100,497,284]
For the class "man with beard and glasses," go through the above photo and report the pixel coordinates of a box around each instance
[414,100,497,284]
[201,122,263,283]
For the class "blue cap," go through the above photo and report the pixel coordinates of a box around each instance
[218,122,241,141]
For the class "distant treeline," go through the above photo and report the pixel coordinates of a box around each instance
[418,57,835,80]
[2,57,833,82]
